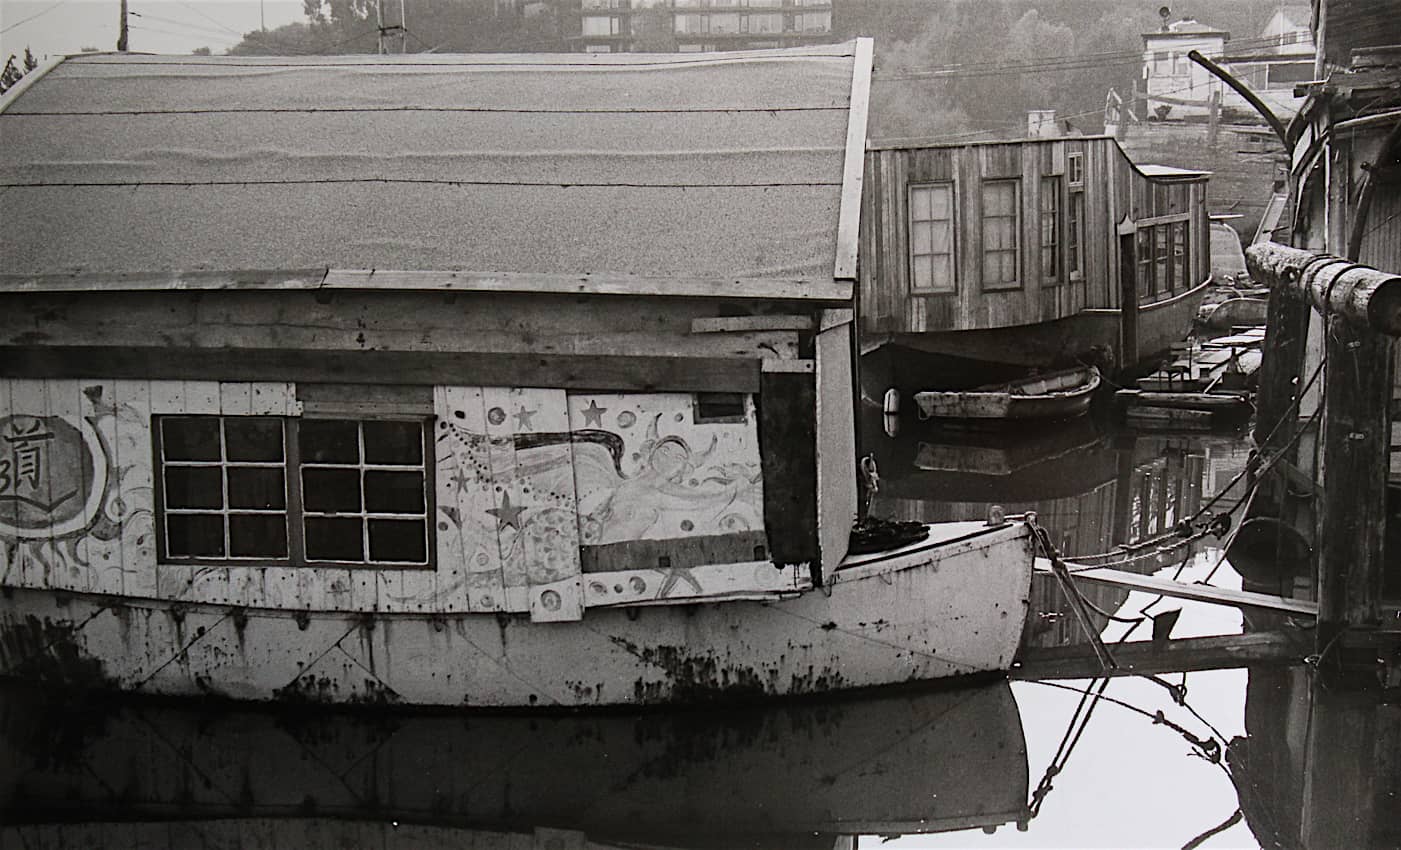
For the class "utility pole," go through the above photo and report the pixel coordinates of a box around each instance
[117,0,129,51]
[376,0,408,54]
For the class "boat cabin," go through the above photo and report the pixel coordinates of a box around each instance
[859,135,1212,381]
[0,45,871,624]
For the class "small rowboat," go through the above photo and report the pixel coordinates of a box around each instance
[914,365,1102,421]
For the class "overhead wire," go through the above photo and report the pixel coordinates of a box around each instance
[0,0,70,35]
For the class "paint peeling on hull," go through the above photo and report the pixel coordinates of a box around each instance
[0,524,1034,709]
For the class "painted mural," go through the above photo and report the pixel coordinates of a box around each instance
[434,390,767,613]
[0,382,153,593]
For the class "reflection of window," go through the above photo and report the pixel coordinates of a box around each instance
[981,180,1020,288]
[909,182,955,293]
[1040,177,1061,282]
[157,416,431,566]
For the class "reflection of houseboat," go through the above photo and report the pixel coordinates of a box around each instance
[859,135,1211,394]
[0,45,1036,708]
[0,678,1031,843]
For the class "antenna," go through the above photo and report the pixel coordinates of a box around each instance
[1158,6,1171,32]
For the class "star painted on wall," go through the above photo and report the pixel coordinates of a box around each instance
[580,399,608,427]
[652,565,703,599]
[513,406,537,430]
[449,468,474,495]
[486,492,528,531]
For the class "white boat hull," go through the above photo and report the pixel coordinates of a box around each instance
[0,521,1033,708]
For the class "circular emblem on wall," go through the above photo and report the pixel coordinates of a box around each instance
[0,415,109,540]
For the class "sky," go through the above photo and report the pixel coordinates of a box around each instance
[1,0,305,61]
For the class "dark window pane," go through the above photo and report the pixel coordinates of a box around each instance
[225,418,284,462]
[363,421,423,465]
[162,417,221,461]
[229,514,288,558]
[364,470,425,513]
[166,514,225,557]
[369,518,427,563]
[228,467,286,510]
[302,468,362,513]
[299,419,360,464]
[695,392,746,422]
[305,516,364,562]
[164,467,224,509]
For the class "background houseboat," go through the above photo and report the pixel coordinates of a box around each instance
[859,135,1212,395]
[0,44,1035,708]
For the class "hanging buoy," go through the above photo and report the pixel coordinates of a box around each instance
[883,388,899,415]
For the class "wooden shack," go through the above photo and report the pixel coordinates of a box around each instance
[859,135,1212,386]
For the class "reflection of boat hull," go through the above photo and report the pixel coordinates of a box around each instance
[0,678,1029,843]
[863,415,1120,503]
[0,522,1034,709]
[915,367,1101,421]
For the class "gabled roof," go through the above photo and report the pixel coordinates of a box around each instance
[0,44,870,286]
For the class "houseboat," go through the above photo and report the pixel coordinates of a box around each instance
[859,135,1212,395]
[0,44,1035,708]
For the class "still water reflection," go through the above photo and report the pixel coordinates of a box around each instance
[2,415,1395,849]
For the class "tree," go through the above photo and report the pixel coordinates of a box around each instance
[0,48,37,95]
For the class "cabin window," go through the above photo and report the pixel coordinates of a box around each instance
[1067,152,1084,187]
[694,392,747,423]
[1155,224,1172,294]
[1136,228,1154,298]
[156,416,432,567]
[1068,190,1085,278]
[1039,176,1061,283]
[981,180,1020,289]
[908,182,956,293]
[1172,220,1188,290]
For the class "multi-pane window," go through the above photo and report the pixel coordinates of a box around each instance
[909,182,955,293]
[1068,190,1085,277]
[1040,176,1061,282]
[1155,223,1172,294]
[1067,152,1084,187]
[157,416,430,566]
[981,180,1020,288]
[1172,221,1187,291]
[1136,228,1154,298]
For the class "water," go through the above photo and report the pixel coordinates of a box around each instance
[3,414,1395,850]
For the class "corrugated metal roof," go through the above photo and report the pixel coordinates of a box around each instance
[0,46,864,282]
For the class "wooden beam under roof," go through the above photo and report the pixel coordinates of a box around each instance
[0,269,855,302]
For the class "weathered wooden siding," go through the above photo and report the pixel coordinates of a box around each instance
[0,378,802,620]
[860,136,1209,336]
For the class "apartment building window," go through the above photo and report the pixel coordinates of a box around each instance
[157,416,431,566]
[981,180,1020,289]
[1040,176,1061,282]
[909,182,956,293]
[582,15,619,35]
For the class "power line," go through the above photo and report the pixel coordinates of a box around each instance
[3,104,848,116]
[3,177,844,189]
[0,0,71,35]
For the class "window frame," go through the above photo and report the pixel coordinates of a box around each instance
[907,181,958,294]
[1067,187,1085,280]
[154,414,435,570]
[1039,175,1062,284]
[980,178,1022,291]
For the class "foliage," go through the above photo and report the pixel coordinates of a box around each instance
[0,48,39,95]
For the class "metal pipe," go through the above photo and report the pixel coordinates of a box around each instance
[1187,50,1289,147]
